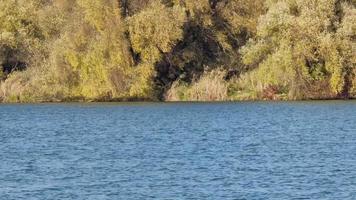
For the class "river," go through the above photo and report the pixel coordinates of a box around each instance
[1,102,356,199]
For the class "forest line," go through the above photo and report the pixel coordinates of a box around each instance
[0,0,355,102]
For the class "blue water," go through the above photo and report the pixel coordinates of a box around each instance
[0,102,356,200]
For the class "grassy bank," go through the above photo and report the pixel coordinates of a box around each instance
[1,68,354,103]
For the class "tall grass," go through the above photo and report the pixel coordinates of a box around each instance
[166,69,228,101]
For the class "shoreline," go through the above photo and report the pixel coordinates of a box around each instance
[1,98,355,104]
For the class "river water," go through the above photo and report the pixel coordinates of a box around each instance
[1,102,356,199]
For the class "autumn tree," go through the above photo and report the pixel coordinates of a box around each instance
[0,0,354,102]
[127,0,186,98]
[240,0,355,99]
[0,0,45,75]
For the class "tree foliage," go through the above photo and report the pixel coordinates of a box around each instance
[0,0,354,102]
[240,0,356,99]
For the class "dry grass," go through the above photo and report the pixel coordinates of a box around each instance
[166,69,228,101]
[0,65,65,103]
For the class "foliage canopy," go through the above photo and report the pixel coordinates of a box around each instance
[0,0,354,102]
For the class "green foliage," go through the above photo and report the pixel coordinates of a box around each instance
[0,0,44,65]
[58,0,135,100]
[127,0,186,98]
[240,0,356,99]
[216,0,266,36]
[128,1,186,63]
[129,63,157,98]
[1,0,137,101]
[0,0,354,102]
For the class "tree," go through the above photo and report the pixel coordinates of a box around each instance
[127,0,186,98]
[240,0,355,99]
[0,0,45,75]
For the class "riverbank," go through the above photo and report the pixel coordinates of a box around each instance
[0,95,354,104]
[1,0,354,105]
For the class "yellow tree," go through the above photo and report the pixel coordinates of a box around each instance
[127,0,186,98]
[240,0,355,99]
[0,0,45,74]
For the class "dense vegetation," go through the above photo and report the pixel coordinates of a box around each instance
[0,0,355,102]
